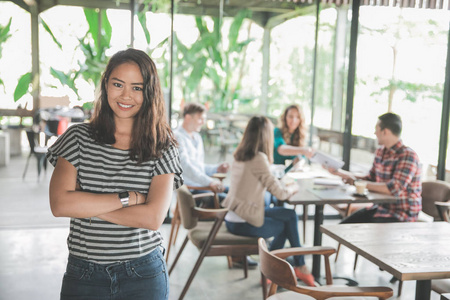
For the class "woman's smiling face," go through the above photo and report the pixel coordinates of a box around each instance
[107,62,144,121]
[286,107,301,133]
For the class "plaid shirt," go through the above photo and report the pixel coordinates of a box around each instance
[364,140,422,221]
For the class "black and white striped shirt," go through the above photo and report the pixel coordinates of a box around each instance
[47,123,183,263]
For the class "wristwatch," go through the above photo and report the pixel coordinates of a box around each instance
[118,191,130,208]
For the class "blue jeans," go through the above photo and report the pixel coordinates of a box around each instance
[340,205,400,224]
[60,248,168,300]
[225,207,305,266]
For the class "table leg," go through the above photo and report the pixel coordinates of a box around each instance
[312,204,324,280]
[416,280,431,300]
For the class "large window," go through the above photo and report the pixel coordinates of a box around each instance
[352,7,450,178]
[0,2,31,110]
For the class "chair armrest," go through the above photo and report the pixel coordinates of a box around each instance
[193,207,228,220]
[187,185,214,192]
[298,285,393,298]
[271,246,336,259]
[436,201,450,207]
[212,173,227,181]
[192,192,215,199]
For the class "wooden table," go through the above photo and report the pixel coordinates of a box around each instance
[321,222,450,300]
[287,182,396,280]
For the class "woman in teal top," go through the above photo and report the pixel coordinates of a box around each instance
[274,104,313,165]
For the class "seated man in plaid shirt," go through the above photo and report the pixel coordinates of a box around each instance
[329,112,422,223]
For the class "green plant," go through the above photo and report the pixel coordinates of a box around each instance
[0,17,12,93]
[47,8,111,100]
[173,10,255,112]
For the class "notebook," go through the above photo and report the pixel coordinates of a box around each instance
[310,151,345,170]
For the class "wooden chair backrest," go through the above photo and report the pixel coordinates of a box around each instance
[258,238,298,293]
[176,185,198,230]
[422,181,450,220]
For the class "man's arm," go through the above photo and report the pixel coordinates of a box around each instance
[366,181,391,195]
[384,151,419,197]
[176,132,215,186]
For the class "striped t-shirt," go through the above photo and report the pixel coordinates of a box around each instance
[46,123,183,264]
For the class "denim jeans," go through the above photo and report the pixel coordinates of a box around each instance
[340,205,400,224]
[225,207,305,266]
[60,247,168,300]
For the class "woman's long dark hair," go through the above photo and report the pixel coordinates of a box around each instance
[234,116,274,163]
[90,48,176,163]
[280,104,306,147]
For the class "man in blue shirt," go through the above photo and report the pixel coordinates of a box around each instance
[174,103,229,199]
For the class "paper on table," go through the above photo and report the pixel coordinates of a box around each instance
[310,151,345,170]
[287,171,329,179]
[313,178,343,186]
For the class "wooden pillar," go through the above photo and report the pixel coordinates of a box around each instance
[130,0,135,47]
[331,6,348,132]
[168,0,175,122]
[260,27,270,115]
[309,0,320,146]
[30,3,40,113]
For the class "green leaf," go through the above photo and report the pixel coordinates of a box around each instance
[84,8,100,49]
[186,56,207,93]
[50,68,70,86]
[138,8,151,45]
[228,10,251,49]
[13,72,32,102]
[40,18,62,49]
[101,10,112,47]
[0,17,12,41]
[0,17,12,60]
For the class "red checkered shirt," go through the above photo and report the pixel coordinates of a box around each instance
[364,140,422,222]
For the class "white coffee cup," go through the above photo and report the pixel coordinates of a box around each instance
[354,180,367,194]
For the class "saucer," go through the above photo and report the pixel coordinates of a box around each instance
[353,189,369,197]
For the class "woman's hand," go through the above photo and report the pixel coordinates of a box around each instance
[287,184,299,197]
[302,147,314,159]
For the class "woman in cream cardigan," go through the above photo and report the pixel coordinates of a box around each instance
[221,116,315,287]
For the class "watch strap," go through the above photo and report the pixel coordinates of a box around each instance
[118,192,130,208]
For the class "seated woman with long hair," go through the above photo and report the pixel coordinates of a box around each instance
[221,116,315,287]
[274,104,313,165]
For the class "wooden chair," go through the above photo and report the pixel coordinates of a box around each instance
[421,180,450,220]
[165,187,215,262]
[169,185,259,300]
[165,180,222,262]
[436,201,450,222]
[258,238,393,300]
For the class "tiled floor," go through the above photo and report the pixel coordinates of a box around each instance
[0,146,442,300]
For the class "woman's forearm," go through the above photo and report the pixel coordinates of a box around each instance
[277,144,308,157]
[99,174,175,230]
[98,202,166,231]
[49,190,141,218]
[49,157,143,218]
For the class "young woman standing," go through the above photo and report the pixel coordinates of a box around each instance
[47,48,182,300]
